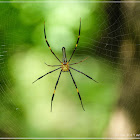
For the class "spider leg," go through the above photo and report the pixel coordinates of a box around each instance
[32,67,61,84]
[68,18,81,63]
[69,57,88,66]
[69,69,85,111]
[70,67,98,83]
[44,22,62,63]
[45,62,61,67]
[51,69,62,112]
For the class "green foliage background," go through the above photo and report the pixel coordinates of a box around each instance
[0,1,120,138]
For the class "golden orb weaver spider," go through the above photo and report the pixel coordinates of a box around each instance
[33,18,98,111]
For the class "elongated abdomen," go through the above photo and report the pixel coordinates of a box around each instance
[62,47,67,63]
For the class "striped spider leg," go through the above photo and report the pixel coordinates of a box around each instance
[33,18,98,111]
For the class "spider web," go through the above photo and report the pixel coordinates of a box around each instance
[75,3,140,82]
[0,1,140,138]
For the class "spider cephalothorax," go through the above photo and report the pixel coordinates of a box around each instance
[33,18,98,111]
[62,63,69,72]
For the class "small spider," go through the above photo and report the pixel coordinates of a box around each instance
[33,18,98,111]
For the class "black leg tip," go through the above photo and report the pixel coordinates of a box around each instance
[82,107,85,111]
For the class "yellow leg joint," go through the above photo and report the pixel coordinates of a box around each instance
[54,90,55,94]
[76,88,79,93]
[76,44,78,47]
[49,46,51,49]
[78,36,80,38]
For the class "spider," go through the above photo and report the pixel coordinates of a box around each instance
[33,18,98,111]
